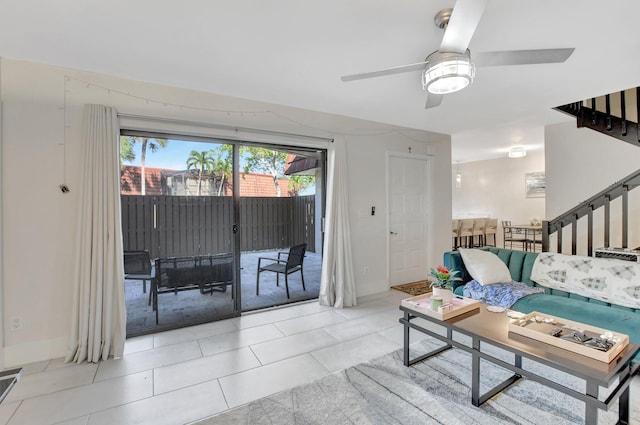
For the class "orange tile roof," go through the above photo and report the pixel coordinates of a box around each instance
[236,173,291,197]
[121,166,293,197]
[120,165,167,195]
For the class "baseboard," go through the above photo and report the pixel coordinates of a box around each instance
[3,336,68,368]
[356,279,388,299]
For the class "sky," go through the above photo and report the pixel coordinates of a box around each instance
[126,139,227,170]
[124,137,316,195]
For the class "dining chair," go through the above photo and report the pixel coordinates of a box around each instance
[256,243,307,299]
[459,219,474,248]
[452,219,461,249]
[472,218,486,247]
[484,218,498,247]
[527,226,543,252]
[502,220,526,250]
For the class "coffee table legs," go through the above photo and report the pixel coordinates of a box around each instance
[584,378,632,425]
[401,311,452,367]
[618,384,630,425]
[585,381,599,425]
[401,306,636,422]
[403,311,410,366]
[471,336,522,407]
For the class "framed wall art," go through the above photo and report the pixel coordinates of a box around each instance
[525,172,545,198]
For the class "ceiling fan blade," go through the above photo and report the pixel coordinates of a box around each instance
[425,93,444,109]
[474,48,575,67]
[440,0,488,53]
[341,61,427,82]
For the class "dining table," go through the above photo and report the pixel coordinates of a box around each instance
[505,224,542,252]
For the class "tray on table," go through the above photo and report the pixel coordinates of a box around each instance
[508,311,629,363]
[401,293,480,320]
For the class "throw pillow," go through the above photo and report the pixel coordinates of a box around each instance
[459,248,512,285]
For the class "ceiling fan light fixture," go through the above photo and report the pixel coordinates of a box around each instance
[508,147,527,158]
[422,50,475,94]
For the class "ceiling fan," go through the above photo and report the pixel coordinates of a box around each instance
[341,0,575,109]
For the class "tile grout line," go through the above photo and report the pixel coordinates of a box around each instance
[7,292,407,424]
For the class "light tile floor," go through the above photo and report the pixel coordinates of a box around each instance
[0,291,409,425]
[1,290,638,425]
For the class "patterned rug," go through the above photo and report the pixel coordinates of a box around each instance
[391,280,431,296]
[194,338,639,425]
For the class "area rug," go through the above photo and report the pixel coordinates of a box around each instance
[194,338,639,425]
[391,280,431,296]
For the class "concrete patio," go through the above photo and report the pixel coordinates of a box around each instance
[125,250,322,336]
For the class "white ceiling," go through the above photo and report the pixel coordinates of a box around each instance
[2,0,639,162]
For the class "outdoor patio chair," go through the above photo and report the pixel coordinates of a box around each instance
[256,243,306,299]
[123,250,154,300]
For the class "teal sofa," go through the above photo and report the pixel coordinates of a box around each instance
[444,247,640,361]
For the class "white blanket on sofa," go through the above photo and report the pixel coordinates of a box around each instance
[531,253,640,309]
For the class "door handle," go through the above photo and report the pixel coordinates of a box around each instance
[390,231,398,235]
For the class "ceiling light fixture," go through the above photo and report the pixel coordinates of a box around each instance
[508,147,527,158]
[422,50,475,94]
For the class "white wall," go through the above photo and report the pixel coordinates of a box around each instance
[0,58,452,366]
[545,122,640,254]
[452,151,546,247]
[0,62,4,369]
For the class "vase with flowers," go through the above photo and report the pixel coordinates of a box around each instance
[429,265,462,304]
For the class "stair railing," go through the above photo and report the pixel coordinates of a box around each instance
[555,87,640,148]
[542,168,640,254]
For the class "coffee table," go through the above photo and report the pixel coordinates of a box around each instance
[399,303,639,425]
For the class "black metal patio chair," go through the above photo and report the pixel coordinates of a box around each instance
[256,243,306,299]
[123,250,154,297]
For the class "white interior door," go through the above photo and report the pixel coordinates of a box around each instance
[388,154,430,286]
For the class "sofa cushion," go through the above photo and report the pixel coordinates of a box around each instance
[512,293,640,361]
[459,248,512,285]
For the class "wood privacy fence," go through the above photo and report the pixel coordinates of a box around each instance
[121,195,316,259]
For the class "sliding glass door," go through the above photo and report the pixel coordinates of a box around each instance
[239,145,325,311]
[121,134,238,336]
[120,131,325,336]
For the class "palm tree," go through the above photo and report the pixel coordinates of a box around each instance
[186,150,216,196]
[211,146,232,196]
[214,157,232,196]
[120,136,168,195]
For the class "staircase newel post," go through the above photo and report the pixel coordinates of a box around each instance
[605,94,612,131]
[636,87,640,143]
[620,90,627,136]
[577,100,584,128]
[541,220,550,253]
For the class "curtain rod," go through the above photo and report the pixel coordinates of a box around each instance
[117,113,334,144]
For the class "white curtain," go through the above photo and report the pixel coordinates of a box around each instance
[66,105,127,363]
[319,137,357,308]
